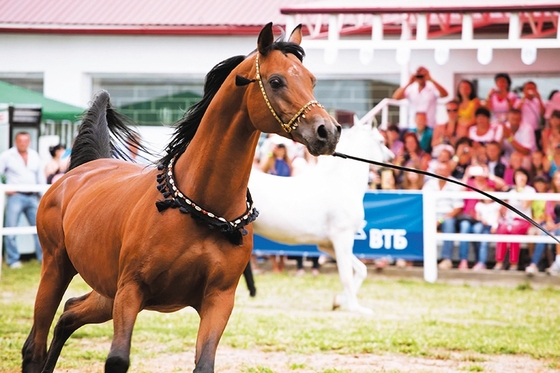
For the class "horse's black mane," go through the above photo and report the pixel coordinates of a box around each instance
[158,40,305,166]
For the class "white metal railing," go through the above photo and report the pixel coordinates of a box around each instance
[357,98,405,128]
[2,184,558,283]
[0,184,50,277]
[358,97,451,130]
[422,190,560,283]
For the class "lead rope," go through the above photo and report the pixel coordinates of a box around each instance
[332,151,560,245]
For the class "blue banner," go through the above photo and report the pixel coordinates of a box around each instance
[253,191,424,260]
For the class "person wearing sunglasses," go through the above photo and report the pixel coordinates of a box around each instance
[432,100,460,148]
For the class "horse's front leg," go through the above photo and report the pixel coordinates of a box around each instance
[329,231,373,315]
[105,283,144,373]
[193,289,236,373]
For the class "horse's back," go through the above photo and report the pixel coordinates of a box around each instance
[38,159,160,295]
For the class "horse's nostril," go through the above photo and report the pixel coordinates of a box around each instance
[336,124,342,134]
[317,124,328,139]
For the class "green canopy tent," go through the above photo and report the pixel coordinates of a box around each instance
[0,80,84,122]
[119,91,202,125]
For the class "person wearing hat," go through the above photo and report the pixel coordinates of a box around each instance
[485,72,518,124]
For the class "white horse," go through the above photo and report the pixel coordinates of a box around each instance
[249,120,393,314]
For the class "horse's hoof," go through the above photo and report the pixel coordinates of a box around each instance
[332,294,341,311]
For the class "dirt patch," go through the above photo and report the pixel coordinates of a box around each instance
[56,345,558,373]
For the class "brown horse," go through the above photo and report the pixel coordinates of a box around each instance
[22,23,341,373]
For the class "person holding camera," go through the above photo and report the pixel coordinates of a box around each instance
[514,81,545,149]
[392,66,448,129]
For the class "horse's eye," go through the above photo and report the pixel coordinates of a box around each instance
[269,77,283,89]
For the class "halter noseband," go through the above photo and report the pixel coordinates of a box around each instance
[255,53,323,133]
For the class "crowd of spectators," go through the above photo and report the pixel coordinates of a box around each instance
[373,69,560,275]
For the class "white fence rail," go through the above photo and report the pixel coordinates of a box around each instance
[422,190,560,283]
[2,184,559,283]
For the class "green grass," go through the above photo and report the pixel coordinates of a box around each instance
[1,261,560,372]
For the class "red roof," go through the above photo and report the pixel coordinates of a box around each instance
[281,0,560,14]
[0,0,315,35]
[2,0,558,36]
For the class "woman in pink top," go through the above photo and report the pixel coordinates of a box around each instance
[494,168,535,271]
[486,72,518,124]
[468,107,503,148]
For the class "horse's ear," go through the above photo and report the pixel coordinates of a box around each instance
[258,22,274,55]
[288,24,303,45]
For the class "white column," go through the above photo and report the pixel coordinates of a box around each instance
[416,13,428,41]
[423,190,438,283]
[285,15,296,35]
[509,13,520,40]
[461,13,473,40]
[372,14,383,41]
[328,14,339,42]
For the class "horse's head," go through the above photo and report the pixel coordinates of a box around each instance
[336,119,394,163]
[240,23,341,156]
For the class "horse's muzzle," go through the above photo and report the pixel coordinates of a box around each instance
[303,117,341,156]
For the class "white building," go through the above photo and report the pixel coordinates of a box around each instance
[1,0,559,129]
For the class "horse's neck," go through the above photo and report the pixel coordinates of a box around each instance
[318,155,370,193]
[174,105,260,219]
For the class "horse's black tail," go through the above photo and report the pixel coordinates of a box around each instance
[68,90,144,171]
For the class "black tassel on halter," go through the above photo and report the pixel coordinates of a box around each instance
[235,75,257,86]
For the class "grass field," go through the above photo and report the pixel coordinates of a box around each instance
[1,260,560,372]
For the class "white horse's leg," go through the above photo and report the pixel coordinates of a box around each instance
[327,231,373,315]
[350,254,368,296]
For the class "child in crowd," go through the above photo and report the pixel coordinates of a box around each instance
[474,189,502,270]
[525,175,549,274]
[494,168,535,271]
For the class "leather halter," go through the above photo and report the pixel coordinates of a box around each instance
[255,53,324,133]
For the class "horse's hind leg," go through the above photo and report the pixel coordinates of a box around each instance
[40,291,114,373]
[22,255,76,373]
[243,261,257,297]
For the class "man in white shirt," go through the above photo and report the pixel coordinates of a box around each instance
[0,132,45,268]
[422,161,464,269]
[392,66,448,129]
[502,108,536,169]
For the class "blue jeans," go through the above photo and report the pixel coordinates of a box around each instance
[458,220,490,264]
[440,217,457,260]
[531,227,560,265]
[4,193,42,265]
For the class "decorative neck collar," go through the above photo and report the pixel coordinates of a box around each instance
[155,156,259,245]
